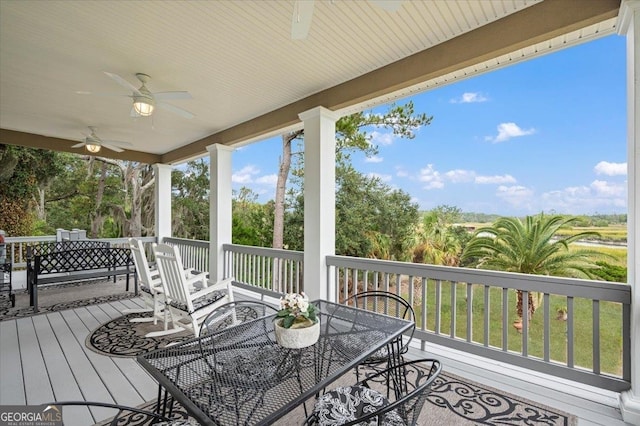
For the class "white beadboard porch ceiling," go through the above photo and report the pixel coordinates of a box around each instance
[0,0,620,164]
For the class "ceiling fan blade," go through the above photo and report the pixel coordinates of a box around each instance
[102,143,124,153]
[102,139,132,147]
[291,0,314,40]
[369,0,403,12]
[104,71,141,95]
[75,91,129,97]
[71,142,86,148]
[153,91,192,101]
[158,102,195,119]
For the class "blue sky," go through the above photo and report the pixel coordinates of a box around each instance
[231,34,627,216]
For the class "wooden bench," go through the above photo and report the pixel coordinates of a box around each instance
[28,245,137,312]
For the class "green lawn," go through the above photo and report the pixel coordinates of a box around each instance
[415,280,623,377]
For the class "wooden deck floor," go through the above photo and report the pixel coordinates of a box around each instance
[0,296,630,426]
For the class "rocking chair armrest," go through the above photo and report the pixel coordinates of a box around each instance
[206,277,234,291]
[189,283,228,299]
[185,271,209,289]
[188,277,234,299]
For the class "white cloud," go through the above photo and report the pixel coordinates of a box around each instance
[396,167,409,178]
[255,174,278,186]
[371,131,395,146]
[475,174,517,184]
[590,179,626,197]
[485,122,535,143]
[495,185,534,209]
[365,155,384,163]
[540,181,627,214]
[419,164,444,189]
[232,165,259,183]
[594,161,627,176]
[367,172,392,183]
[444,169,476,183]
[450,92,488,103]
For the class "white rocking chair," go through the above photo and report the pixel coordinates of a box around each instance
[150,242,234,338]
[123,238,166,325]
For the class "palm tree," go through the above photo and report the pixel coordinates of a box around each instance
[461,213,606,323]
[412,210,463,266]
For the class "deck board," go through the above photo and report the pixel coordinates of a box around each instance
[31,314,84,401]
[62,308,147,408]
[16,317,55,404]
[0,320,25,404]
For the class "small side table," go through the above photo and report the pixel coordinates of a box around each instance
[0,261,14,307]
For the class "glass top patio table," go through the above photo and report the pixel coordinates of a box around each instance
[137,299,414,426]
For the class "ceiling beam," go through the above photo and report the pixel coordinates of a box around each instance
[0,129,162,164]
[162,0,620,164]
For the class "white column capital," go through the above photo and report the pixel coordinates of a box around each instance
[206,143,235,154]
[618,0,640,35]
[299,106,341,122]
[152,163,173,172]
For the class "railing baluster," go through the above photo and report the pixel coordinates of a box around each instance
[502,288,508,351]
[450,281,456,338]
[483,285,489,347]
[544,293,550,362]
[522,289,529,357]
[567,297,574,368]
[593,299,600,375]
[435,279,441,335]
[467,282,473,343]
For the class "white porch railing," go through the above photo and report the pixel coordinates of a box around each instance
[222,243,303,296]
[2,236,630,394]
[326,255,631,393]
[219,243,630,393]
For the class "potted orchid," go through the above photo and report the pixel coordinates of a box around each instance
[274,292,320,348]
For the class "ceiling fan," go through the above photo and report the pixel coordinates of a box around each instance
[77,72,194,119]
[71,126,132,154]
[291,0,402,40]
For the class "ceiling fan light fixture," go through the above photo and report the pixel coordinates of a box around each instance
[133,96,155,116]
[85,143,101,153]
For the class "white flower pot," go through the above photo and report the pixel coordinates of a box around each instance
[273,318,320,349]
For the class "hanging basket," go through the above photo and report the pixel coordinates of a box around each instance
[273,318,320,349]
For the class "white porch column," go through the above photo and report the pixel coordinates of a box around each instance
[208,144,234,282]
[619,1,640,424]
[300,106,340,302]
[153,164,173,242]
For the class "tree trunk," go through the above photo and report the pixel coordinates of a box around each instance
[272,132,297,249]
[515,290,536,321]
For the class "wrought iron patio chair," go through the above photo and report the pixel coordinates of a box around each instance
[122,237,166,325]
[304,358,442,426]
[341,291,416,378]
[150,242,234,338]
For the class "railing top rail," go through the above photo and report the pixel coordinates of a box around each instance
[4,236,57,243]
[164,237,209,249]
[326,255,630,304]
[223,243,304,261]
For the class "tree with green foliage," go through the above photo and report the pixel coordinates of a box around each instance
[461,213,607,323]
[413,205,467,266]
[273,101,432,250]
[172,159,210,240]
[0,145,65,236]
[284,164,419,260]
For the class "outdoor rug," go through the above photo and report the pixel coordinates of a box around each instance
[0,278,136,322]
[87,313,576,426]
[97,372,576,426]
[86,312,193,357]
